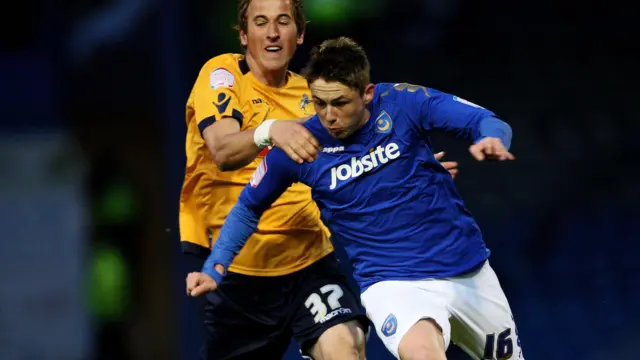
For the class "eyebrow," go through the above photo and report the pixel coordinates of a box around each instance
[253,14,292,21]
[313,95,349,102]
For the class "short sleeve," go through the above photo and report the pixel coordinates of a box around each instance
[192,57,245,136]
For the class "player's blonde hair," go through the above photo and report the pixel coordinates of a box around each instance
[301,37,371,95]
[236,0,307,36]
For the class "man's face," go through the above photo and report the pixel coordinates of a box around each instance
[310,79,374,139]
[241,0,303,73]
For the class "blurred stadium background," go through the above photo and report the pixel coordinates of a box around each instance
[0,0,636,359]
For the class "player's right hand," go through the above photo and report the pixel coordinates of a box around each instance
[186,272,218,297]
[270,120,321,164]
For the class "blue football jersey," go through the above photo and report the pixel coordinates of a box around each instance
[207,83,512,291]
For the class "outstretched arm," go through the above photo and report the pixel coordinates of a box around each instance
[419,88,515,161]
[186,149,299,296]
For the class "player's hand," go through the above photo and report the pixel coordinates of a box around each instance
[270,120,321,164]
[468,137,515,161]
[434,151,459,179]
[186,272,218,297]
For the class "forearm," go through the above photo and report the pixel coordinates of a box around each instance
[208,128,262,171]
[202,203,260,282]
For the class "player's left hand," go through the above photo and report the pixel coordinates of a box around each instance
[186,271,218,296]
[434,151,459,179]
[469,137,515,161]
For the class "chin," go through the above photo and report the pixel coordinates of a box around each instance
[261,58,289,72]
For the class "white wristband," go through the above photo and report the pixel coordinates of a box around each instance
[254,119,276,148]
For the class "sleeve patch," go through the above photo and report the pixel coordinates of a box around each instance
[250,159,268,188]
[453,96,484,109]
[210,68,235,90]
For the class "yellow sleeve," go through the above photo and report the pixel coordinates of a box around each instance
[193,57,244,135]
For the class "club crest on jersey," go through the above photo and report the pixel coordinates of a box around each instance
[375,111,393,134]
[250,159,268,188]
[381,314,397,337]
[453,96,484,109]
[300,94,312,109]
[300,94,313,115]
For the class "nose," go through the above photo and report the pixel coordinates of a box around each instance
[325,106,338,124]
[266,22,280,41]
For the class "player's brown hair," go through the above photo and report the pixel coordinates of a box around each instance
[236,0,306,35]
[301,37,371,95]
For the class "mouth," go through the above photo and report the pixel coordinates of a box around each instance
[328,128,344,136]
[264,46,283,54]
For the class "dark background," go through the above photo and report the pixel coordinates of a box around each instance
[0,0,636,359]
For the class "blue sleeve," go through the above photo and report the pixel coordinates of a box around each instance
[201,149,299,282]
[414,88,512,149]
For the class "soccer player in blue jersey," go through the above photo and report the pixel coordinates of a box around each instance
[187,37,524,360]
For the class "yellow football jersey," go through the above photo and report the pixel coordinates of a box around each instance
[180,53,333,276]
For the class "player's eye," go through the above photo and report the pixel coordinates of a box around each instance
[331,101,348,107]
[314,100,326,108]
[277,16,292,25]
[254,18,268,26]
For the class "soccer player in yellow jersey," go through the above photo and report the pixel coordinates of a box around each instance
[180,1,368,359]
[181,0,459,359]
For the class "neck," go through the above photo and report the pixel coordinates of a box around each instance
[357,108,371,129]
[245,52,288,88]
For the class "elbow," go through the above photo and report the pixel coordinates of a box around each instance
[207,143,231,171]
[211,151,230,171]
[212,151,238,172]
[210,147,244,172]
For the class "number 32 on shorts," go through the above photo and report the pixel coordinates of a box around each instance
[304,284,345,323]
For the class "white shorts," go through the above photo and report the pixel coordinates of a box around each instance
[361,261,524,359]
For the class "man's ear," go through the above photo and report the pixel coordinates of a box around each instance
[240,29,248,47]
[363,84,375,104]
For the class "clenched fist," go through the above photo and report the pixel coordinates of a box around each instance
[186,272,218,297]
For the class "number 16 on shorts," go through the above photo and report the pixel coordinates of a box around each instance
[483,321,523,359]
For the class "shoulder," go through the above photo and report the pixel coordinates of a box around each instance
[302,115,332,142]
[286,71,311,90]
[371,83,436,124]
[197,54,246,87]
[374,82,432,106]
[200,53,244,75]
[285,71,313,106]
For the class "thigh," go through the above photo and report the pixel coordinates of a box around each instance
[290,254,369,356]
[201,272,292,360]
[449,261,525,360]
[361,279,452,359]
